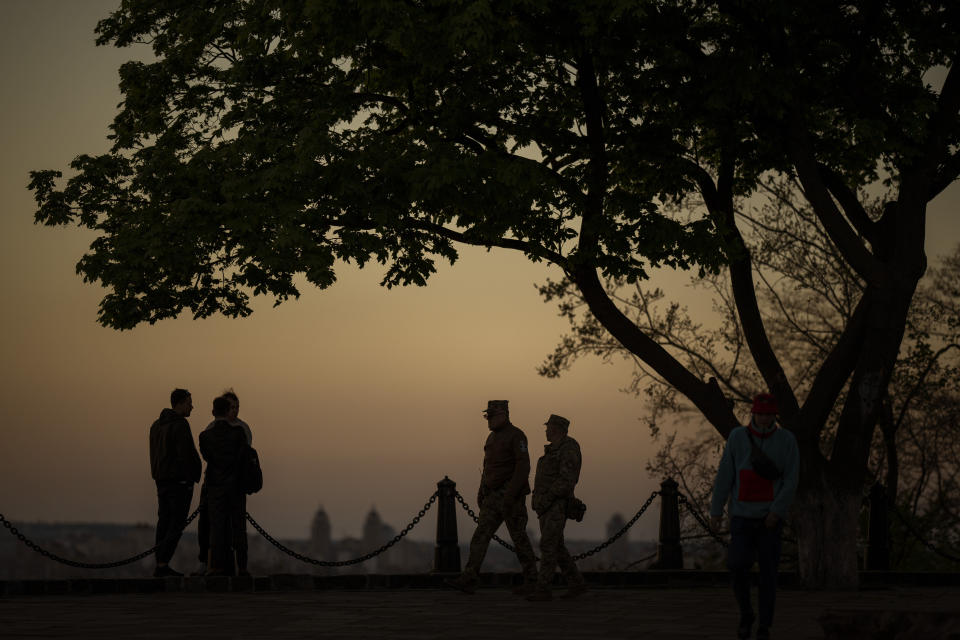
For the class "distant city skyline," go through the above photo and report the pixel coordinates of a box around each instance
[1,1,958,545]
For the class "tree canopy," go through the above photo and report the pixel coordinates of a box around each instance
[30,0,960,586]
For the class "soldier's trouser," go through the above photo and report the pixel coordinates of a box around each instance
[463,490,537,584]
[535,501,583,591]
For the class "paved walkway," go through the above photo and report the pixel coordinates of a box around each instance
[2,586,959,639]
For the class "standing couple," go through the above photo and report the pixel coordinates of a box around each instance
[148,388,256,577]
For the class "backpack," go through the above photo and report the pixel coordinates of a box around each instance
[240,446,263,495]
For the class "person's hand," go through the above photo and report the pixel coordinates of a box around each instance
[764,512,781,529]
[709,515,724,532]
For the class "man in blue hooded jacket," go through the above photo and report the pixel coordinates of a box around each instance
[710,393,799,640]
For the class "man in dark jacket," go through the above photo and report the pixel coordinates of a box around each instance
[199,395,249,576]
[195,388,255,575]
[149,388,202,577]
[445,400,538,594]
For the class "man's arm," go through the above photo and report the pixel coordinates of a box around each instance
[504,433,531,501]
[552,441,582,500]
[710,435,736,519]
[177,421,202,483]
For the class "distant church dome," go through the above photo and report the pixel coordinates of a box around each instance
[363,506,395,544]
[606,512,627,539]
[311,506,331,547]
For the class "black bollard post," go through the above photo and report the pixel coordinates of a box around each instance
[434,476,461,573]
[653,478,684,569]
[865,483,890,570]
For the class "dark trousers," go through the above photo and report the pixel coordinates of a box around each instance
[728,516,783,628]
[206,484,246,574]
[197,484,209,564]
[155,480,194,565]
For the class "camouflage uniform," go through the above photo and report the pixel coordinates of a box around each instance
[458,401,538,588]
[532,418,585,594]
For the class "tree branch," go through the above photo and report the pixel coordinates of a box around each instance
[819,164,876,245]
[798,291,870,442]
[573,49,607,256]
[685,159,799,420]
[572,264,741,437]
[788,124,886,286]
[930,151,960,202]
[408,220,570,269]
[893,343,960,433]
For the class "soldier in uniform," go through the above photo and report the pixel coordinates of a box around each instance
[528,414,587,601]
[444,400,538,594]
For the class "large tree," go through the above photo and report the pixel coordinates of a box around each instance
[545,179,960,569]
[30,0,959,586]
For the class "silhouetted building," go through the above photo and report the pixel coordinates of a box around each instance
[309,506,332,559]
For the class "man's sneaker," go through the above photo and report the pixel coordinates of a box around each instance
[526,589,553,602]
[511,583,535,596]
[756,626,770,640]
[442,575,476,595]
[737,613,755,639]
[153,566,183,578]
[560,582,588,599]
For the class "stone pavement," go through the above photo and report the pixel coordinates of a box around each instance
[2,584,959,639]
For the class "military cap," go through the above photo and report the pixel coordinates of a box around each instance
[544,414,570,430]
[483,400,509,416]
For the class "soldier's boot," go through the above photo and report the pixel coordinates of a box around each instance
[526,588,553,602]
[559,582,588,599]
[443,574,477,595]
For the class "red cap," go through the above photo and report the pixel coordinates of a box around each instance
[752,393,778,414]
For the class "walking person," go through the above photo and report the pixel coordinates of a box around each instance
[199,395,249,576]
[528,414,587,601]
[149,388,202,577]
[445,400,538,594]
[710,393,800,640]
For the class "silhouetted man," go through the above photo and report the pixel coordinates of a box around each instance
[445,400,538,594]
[710,393,800,640]
[199,395,249,576]
[196,388,253,575]
[149,388,202,577]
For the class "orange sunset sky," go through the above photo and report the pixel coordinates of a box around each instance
[1,0,958,545]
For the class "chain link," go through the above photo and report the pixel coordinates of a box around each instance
[677,493,728,548]
[454,490,660,561]
[0,507,201,569]
[571,490,659,560]
[245,491,438,567]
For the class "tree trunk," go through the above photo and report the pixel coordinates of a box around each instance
[790,463,862,588]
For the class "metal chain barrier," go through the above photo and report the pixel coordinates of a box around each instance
[245,491,438,567]
[677,493,728,548]
[454,489,660,561]
[0,507,201,569]
[887,499,960,564]
[571,490,659,560]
